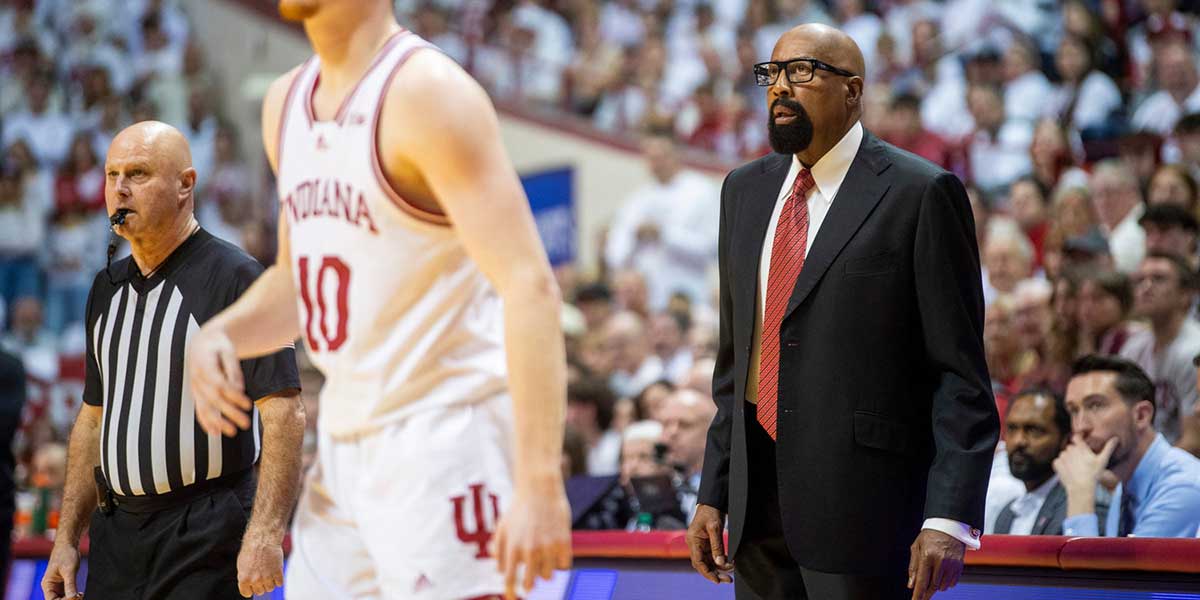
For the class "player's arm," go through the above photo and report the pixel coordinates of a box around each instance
[383,51,571,595]
[189,68,304,437]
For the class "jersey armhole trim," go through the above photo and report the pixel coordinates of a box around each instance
[371,43,452,227]
[276,58,314,170]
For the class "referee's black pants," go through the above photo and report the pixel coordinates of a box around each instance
[733,403,909,600]
[85,469,255,600]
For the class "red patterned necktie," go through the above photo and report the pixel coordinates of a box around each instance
[757,168,814,440]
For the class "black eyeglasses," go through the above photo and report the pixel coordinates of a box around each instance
[753,58,858,86]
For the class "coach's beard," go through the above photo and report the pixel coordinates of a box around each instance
[768,98,815,155]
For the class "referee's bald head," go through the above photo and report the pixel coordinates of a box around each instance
[105,121,198,243]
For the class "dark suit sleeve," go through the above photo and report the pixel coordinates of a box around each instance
[698,172,735,511]
[228,261,301,401]
[913,172,999,528]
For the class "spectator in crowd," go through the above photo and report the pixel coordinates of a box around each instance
[45,134,108,334]
[982,219,1035,305]
[612,269,652,320]
[659,388,716,513]
[1139,203,1199,268]
[880,92,952,169]
[1075,269,1156,376]
[1051,186,1098,242]
[2,72,74,167]
[1009,177,1051,269]
[994,390,1086,535]
[1131,41,1200,136]
[967,82,1033,199]
[196,124,252,249]
[602,310,664,398]
[1119,131,1165,195]
[562,426,589,481]
[0,297,58,380]
[1013,278,1068,390]
[633,379,673,423]
[1049,33,1123,136]
[604,133,719,310]
[649,312,694,384]
[566,377,621,476]
[1029,120,1090,195]
[1146,163,1199,213]
[1174,112,1200,182]
[574,282,614,331]
[0,348,24,582]
[575,419,675,530]
[986,295,1035,421]
[1131,252,1200,444]
[1056,355,1200,538]
[0,168,45,309]
[1090,160,1147,273]
[1002,36,1053,125]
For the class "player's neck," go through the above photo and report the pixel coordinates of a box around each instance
[305,8,401,76]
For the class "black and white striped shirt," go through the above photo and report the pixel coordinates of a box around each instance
[83,229,299,496]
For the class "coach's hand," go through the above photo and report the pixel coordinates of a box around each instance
[493,484,572,600]
[237,535,285,598]
[687,504,733,584]
[188,325,252,437]
[908,529,965,600]
[42,541,82,600]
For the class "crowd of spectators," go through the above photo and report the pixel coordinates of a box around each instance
[7,0,1200,540]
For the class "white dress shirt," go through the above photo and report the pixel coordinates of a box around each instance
[1007,475,1059,536]
[745,121,982,550]
[1107,203,1146,274]
[1132,85,1200,136]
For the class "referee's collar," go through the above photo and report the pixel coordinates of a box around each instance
[126,227,212,292]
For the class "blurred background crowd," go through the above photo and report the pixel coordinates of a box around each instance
[5,0,1200,542]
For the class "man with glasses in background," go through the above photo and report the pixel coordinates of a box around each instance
[687,23,998,600]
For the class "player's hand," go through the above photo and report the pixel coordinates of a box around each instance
[1053,434,1119,497]
[237,535,285,598]
[493,483,572,600]
[687,503,732,584]
[41,541,82,600]
[908,529,965,600]
[187,325,251,437]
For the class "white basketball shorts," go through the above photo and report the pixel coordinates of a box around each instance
[285,396,515,599]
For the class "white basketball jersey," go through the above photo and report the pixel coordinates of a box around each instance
[276,31,508,436]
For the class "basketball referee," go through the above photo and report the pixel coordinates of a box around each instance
[41,122,304,600]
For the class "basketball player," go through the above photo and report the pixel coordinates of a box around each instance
[185,1,571,598]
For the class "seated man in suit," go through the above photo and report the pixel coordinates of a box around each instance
[1056,355,1200,537]
[995,389,1111,535]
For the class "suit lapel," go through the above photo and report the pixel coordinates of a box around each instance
[994,503,1016,535]
[783,132,892,321]
[732,153,791,310]
[1034,482,1067,535]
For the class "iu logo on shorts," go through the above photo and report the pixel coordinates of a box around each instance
[451,482,501,559]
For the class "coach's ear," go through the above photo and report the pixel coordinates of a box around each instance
[179,167,197,206]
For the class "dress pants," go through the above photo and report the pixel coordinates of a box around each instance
[734,402,909,600]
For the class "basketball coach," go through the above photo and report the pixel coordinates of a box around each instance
[687,24,1000,600]
[41,122,303,600]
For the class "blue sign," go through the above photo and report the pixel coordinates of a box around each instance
[521,167,575,267]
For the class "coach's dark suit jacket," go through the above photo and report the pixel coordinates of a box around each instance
[698,129,1000,575]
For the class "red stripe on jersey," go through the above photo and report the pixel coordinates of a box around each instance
[371,43,452,227]
[277,57,315,169]
[305,29,410,125]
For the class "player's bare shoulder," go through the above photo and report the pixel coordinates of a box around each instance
[378,48,500,152]
[262,63,309,173]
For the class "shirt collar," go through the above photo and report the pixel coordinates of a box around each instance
[1128,433,1169,505]
[1011,474,1059,516]
[795,120,864,205]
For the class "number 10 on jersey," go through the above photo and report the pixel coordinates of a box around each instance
[297,255,350,352]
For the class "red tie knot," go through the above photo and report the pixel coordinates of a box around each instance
[792,168,816,198]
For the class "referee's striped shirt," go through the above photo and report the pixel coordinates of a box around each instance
[83,229,299,496]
